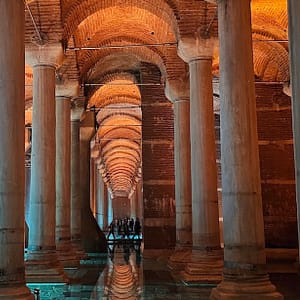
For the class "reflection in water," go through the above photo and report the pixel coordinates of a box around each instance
[91,241,143,299]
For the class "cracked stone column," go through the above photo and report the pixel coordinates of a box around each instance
[210,1,282,299]
[70,100,86,258]
[25,43,66,282]
[288,0,300,265]
[178,37,223,282]
[165,78,192,270]
[55,82,80,267]
[0,1,33,298]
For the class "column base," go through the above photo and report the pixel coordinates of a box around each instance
[71,240,87,260]
[25,249,68,283]
[180,248,223,284]
[210,275,283,300]
[56,240,80,268]
[0,285,34,299]
[168,247,192,271]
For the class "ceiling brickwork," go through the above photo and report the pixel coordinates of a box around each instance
[24,0,290,197]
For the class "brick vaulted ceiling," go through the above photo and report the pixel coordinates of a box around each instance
[24,0,290,197]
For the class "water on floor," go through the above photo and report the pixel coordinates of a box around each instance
[27,242,300,300]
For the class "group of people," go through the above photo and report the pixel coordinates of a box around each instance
[107,217,142,240]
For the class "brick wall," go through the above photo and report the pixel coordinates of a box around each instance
[256,84,297,248]
[215,84,297,248]
[140,62,176,250]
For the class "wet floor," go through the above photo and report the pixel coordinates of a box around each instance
[27,243,300,300]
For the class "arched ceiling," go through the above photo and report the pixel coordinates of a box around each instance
[24,0,290,198]
[91,77,142,197]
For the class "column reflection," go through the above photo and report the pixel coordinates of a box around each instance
[91,241,143,299]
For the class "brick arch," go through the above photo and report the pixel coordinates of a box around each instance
[88,75,141,108]
[74,7,176,50]
[62,0,180,43]
[80,43,167,82]
[101,140,141,158]
[252,40,289,82]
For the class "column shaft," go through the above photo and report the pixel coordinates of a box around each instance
[71,120,82,242]
[288,0,300,262]
[96,169,106,229]
[218,0,263,268]
[189,58,220,249]
[90,158,96,217]
[29,65,56,251]
[56,97,78,266]
[108,190,114,225]
[0,1,33,298]
[136,181,143,221]
[26,65,65,282]
[211,0,282,298]
[174,99,192,248]
[130,189,137,218]
[56,97,71,244]
[80,119,107,252]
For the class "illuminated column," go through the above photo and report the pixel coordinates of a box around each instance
[70,101,86,257]
[165,78,192,270]
[165,78,192,249]
[55,82,80,267]
[95,163,106,230]
[130,187,137,218]
[211,1,282,299]
[136,180,143,221]
[108,189,114,224]
[0,1,33,298]
[90,157,97,217]
[177,38,222,282]
[25,43,66,282]
[288,0,300,264]
[80,112,107,252]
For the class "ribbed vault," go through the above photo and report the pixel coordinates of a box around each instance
[90,76,142,197]
[24,0,291,203]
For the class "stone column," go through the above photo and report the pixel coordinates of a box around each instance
[55,82,80,267]
[211,1,282,299]
[0,1,33,298]
[25,43,66,282]
[288,0,300,264]
[136,180,143,221]
[95,164,106,230]
[108,189,114,225]
[103,181,108,230]
[178,38,222,282]
[70,101,86,258]
[80,112,107,252]
[90,158,97,216]
[130,187,137,219]
[165,78,192,270]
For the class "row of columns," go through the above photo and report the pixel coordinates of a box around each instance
[166,0,286,299]
[89,156,144,232]
[0,0,299,299]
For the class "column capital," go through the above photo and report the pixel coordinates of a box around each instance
[25,42,64,68]
[177,37,217,63]
[71,98,85,121]
[91,142,100,159]
[165,77,190,103]
[80,111,95,141]
[56,80,80,99]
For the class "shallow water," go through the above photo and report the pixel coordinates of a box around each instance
[27,242,300,300]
